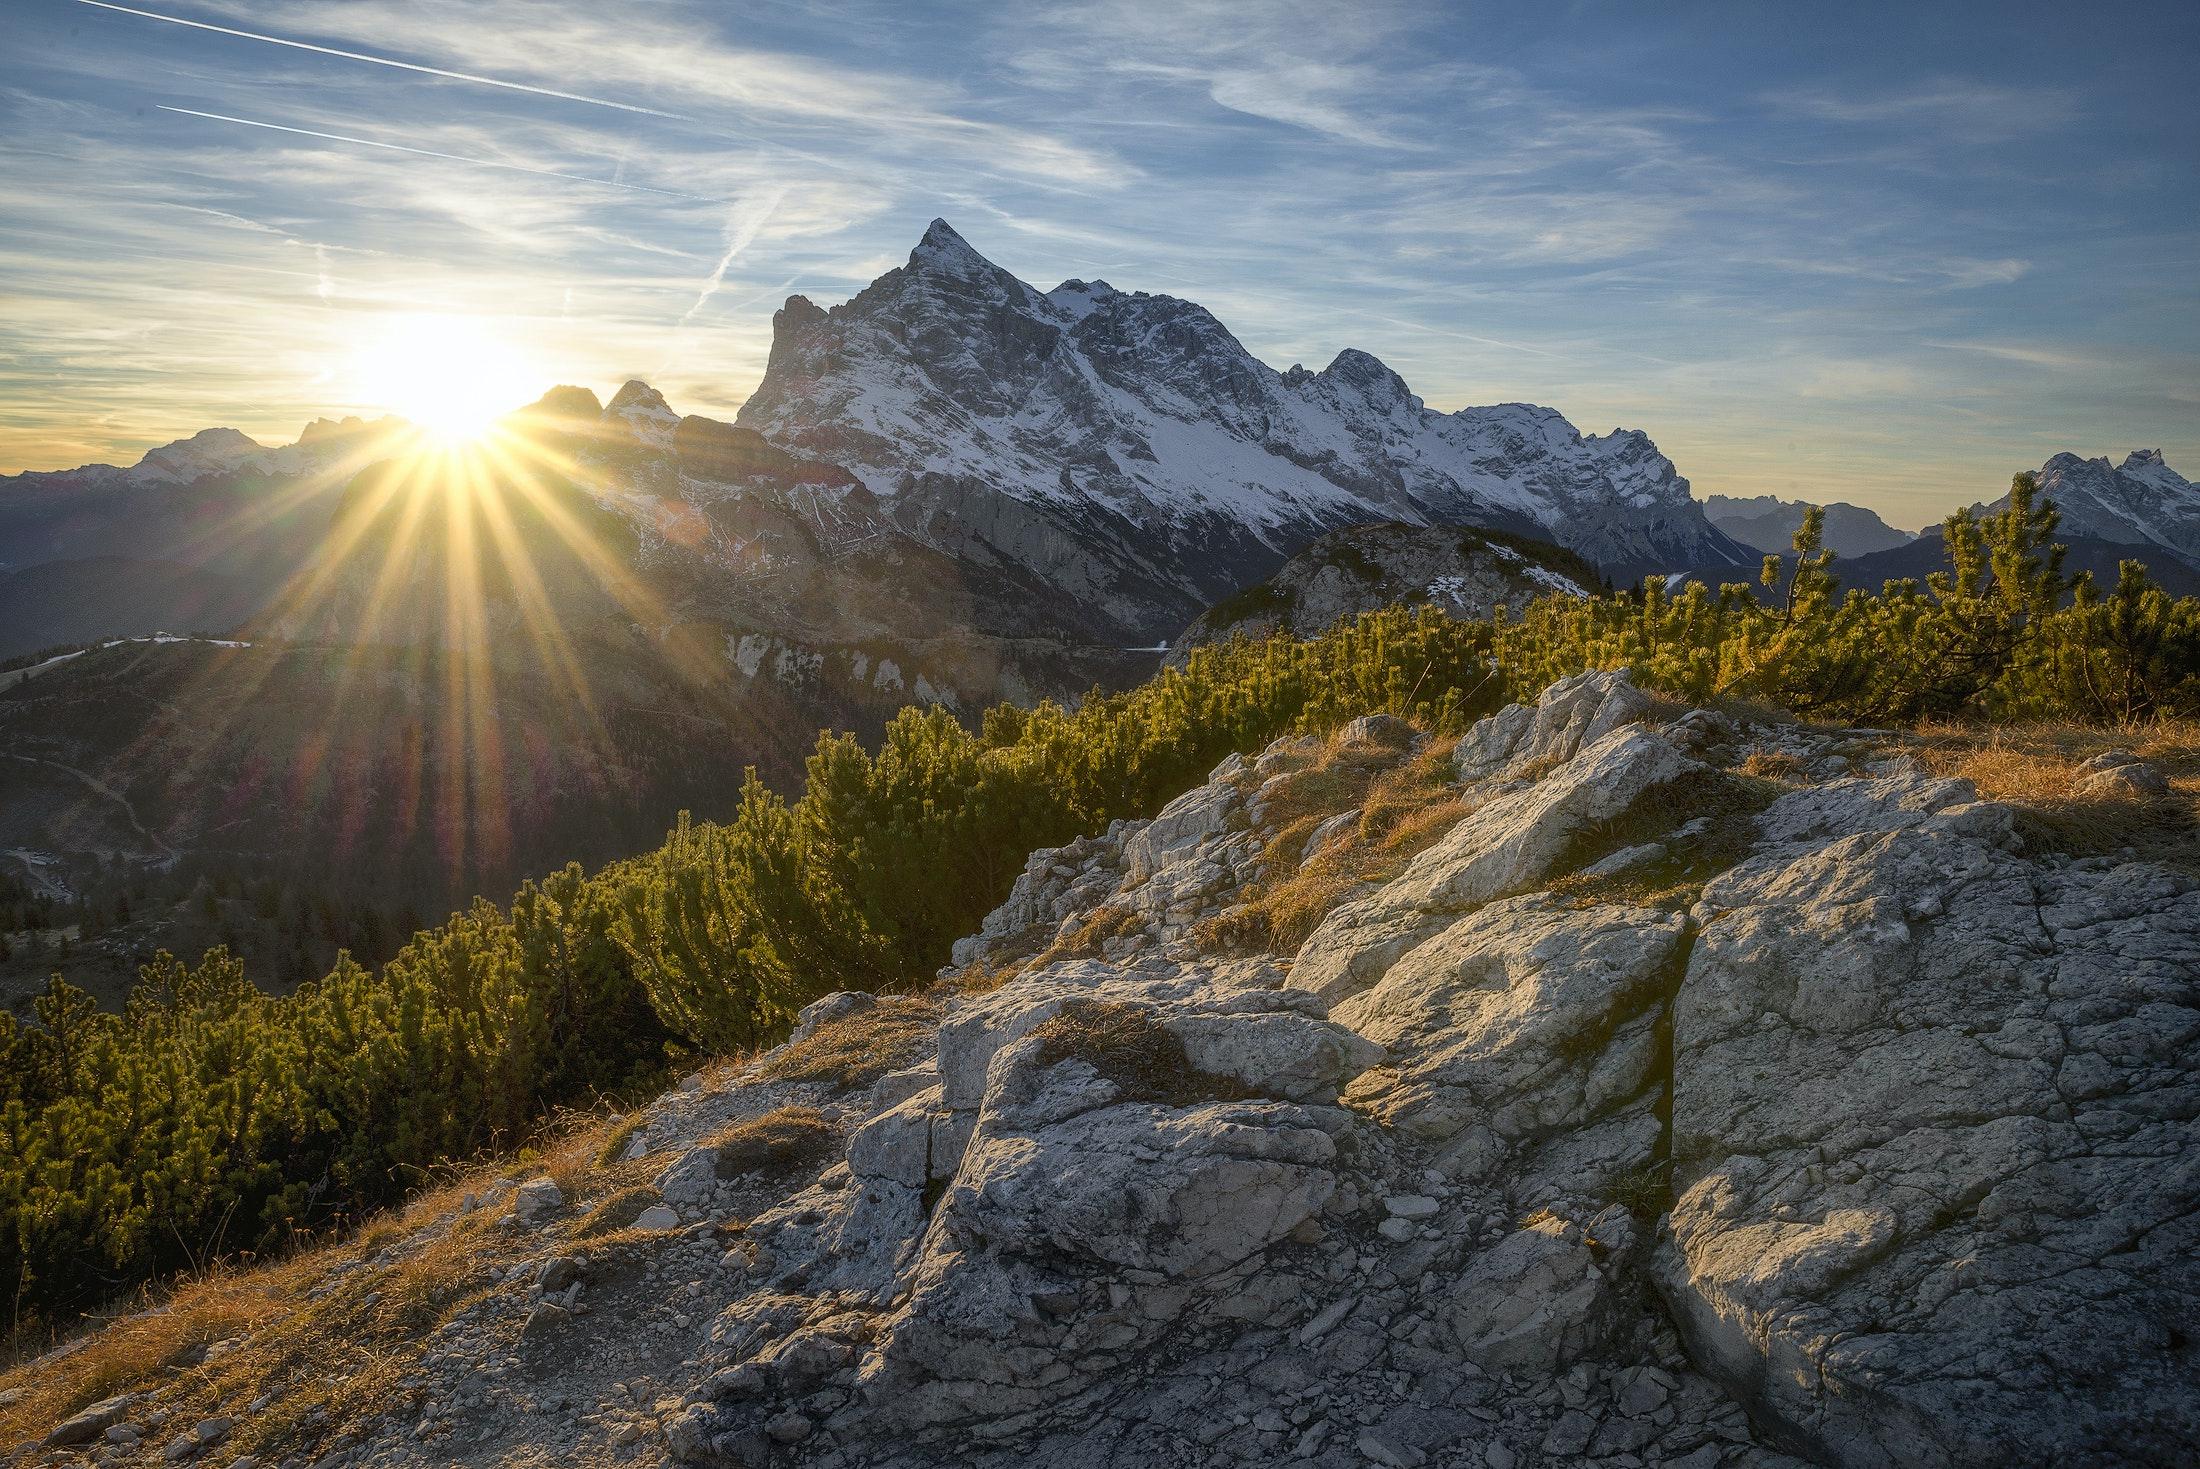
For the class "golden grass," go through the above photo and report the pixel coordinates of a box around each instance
[754,996,941,1092]
[0,1104,650,1459]
[1198,728,1474,953]
[1028,999,1249,1105]
[1029,903,1143,966]
[1737,750,1808,782]
[698,1105,836,1179]
[1903,718,2200,869]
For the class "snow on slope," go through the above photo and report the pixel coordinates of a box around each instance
[2022,449,2200,571]
[737,219,1753,621]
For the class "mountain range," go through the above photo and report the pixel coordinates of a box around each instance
[1703,493,1915,558]
[4,218,2198,975]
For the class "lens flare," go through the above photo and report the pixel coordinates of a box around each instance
[349,313,534,443]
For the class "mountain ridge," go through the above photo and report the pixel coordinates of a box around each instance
[736,218,1757,637]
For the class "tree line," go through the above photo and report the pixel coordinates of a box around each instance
[3,476,2194,1334]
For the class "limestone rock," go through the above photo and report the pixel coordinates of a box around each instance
[1659,775,2200,1466]
[1294,726,1694,1002]
[1447,1214,1622,1373]
[1453,669,1652,783]
[1336,896,1684,1198]
[46,1394,134,1447]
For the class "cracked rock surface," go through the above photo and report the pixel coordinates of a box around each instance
[35,672,2190,1469]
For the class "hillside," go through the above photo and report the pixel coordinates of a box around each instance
[1170,522,1602,661]
[1703,494,1914,557]
[0,622,1139,1013]
[6,670,2193,1467]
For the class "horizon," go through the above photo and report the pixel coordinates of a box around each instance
[2,0,2196,524]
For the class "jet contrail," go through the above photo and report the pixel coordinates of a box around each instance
[77,0,684,119]
[157,106,710,199]
[677,188,786,328]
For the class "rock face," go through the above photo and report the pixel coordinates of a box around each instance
[643,674,2195,1468]
[1169,521,1602,661]
[740,219,1754,637]
[1661,776,2200,1466]
[66,671,2193,1468]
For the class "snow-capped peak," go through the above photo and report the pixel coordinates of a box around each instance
[2026,448,2200,572]
[609,379,673,416]
[607,379,679,449]
[907,217,999,282]
[1046,278,1118,322]
[735,216,1751,632]
[130,427,265,484]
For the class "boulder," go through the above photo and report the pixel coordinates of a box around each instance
[1447,1214,1623,1373]
[1293,727,1694,1002]
[1123,779,1245,884]
[1659,776,2200,1466]
[46,1394,134,1447]
[1453,669,1651,782]
[512,1176,564,1221]
[1335,896,1684,1197]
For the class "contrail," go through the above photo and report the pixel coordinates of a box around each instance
[157,106,709,199]
[678,188,786,328]
[76,0,684,119]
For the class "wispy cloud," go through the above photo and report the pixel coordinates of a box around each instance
[73,0,685,117]
[155,106,710,199]
[677,189,786,330]
[2,0,2192,521]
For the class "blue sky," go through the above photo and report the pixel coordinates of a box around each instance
[1,0,2194,525]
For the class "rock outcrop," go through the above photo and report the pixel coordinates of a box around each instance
[39,672,2192,1468]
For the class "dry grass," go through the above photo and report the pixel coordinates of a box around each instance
[1903,718,2200,869]
[1544,769,1784,910]
[699,1105,836,1180]
[1029,903,1144,966]
[1028,1000,1249,1106]
[0,1104,650,1460]
[754,996,941,1091]
[1199,728,1475,954]
[947,960,1019,996]
[1737,750,1808,782]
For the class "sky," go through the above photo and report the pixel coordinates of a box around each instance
[0,0,2194,527]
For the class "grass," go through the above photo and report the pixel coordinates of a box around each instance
[699,1106,837,1180]
[1198,727,1475,953]
[0,1103,658,1461]
[1030,902,1144,965]
[754,995,941,1092]
[1028,1000,1250,1106]
[1543,769,1785,910]
[1901,718,2200,871]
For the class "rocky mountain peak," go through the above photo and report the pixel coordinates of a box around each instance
[519,385,605,422]
[607,379,672,416]
[1315,347,1416,412]
[733,218,1752,626]
[130,426,265,483]
[2025,447,2200,572]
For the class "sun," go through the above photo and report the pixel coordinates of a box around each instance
[350,313,535,444]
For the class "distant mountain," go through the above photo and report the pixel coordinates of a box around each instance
[1704,494,1915,558]
[1973,450,2200,576]
[739,219,1754,636]
[1170,523,1601,663]
[1831,524,2200,600]
[0,417,408,658]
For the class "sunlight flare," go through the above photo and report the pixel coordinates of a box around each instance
[348,313,534,444]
